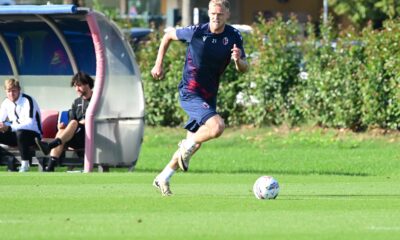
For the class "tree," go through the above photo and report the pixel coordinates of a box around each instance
[329,0,400,29]
[63,0,85,6]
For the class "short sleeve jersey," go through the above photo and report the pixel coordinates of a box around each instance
[69,96,90,122]
[176,23,246,100]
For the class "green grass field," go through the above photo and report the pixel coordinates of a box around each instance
[0,127,399,239]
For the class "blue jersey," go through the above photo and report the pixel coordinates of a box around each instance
[176,23,246,100]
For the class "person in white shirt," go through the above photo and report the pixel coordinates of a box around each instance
[0,78,42,172]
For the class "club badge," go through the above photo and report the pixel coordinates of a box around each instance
[223,37,229,45]
[202,102,210,109]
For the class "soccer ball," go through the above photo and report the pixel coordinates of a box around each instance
[253,176,280,200]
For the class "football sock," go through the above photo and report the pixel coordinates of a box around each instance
[49,138,62,149]
[183,138,196,149]
[158,166,175,182]
[50,156,59,162]
[20,160,29,168]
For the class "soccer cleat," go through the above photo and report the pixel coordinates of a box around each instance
[153,179,173,196]
[7,156,18,172]
[177,140,195,172]
[46,159,56,172]
[35,138,51,155]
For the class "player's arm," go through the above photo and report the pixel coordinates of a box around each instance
[234,57,249,73]
[231,44,249,73]
[151,30,179,80]
[0,102,9,132]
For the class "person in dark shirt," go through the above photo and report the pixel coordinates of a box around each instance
[151,0,248,196]
[35,71,94,171]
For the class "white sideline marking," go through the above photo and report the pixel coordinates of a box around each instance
[368,226,400,231]
[0,219,25,224]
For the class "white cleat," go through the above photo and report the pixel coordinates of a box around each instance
[177,140,195,172]
[153,178,173,196]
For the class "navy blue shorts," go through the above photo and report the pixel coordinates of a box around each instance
[179,93,218,133]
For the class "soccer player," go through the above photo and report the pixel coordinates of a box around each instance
[35,72,93,172]
[0,78,42,172]
[151,0,248,196]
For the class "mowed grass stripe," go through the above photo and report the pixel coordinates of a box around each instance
[138,127,400,176]
[0,173,399,240]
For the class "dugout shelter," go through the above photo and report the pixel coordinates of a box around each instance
[0,4,145,172]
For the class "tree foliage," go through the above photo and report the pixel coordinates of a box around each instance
[329,0,400,29]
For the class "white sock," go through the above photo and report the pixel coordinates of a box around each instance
[21,160,29,168]
[183,138,196,149]
[157,166,175,182]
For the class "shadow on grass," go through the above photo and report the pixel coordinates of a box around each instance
[283,194,400,199]
[135,168,371,176]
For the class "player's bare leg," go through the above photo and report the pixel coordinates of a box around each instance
[36,120,79,171]
[49,120,79,157]
[177,115,224,171]
[154,115,224,195]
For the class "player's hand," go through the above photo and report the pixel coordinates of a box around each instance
[58,122,66,129]
[0,124,8,133]
[151,65,164,80]
[231,44,241,62]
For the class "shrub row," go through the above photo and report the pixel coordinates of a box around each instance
[135,15,400,130]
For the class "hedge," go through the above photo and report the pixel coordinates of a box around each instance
[135,15,400,130]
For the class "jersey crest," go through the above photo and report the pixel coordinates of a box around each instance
[223,37,229,45]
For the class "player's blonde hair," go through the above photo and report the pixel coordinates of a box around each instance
[4,78,20,90]
[209,0,230,11]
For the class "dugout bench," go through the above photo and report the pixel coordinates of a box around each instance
[0,5,145,172]
[0,109,111,172]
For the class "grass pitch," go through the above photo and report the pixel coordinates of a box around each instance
[0,127,399,239]
[138,127,400,176]
[0,173,399,240]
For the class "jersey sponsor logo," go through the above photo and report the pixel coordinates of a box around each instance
[223,37,229,45]
[212,38,217,44]
[202,102,210,109]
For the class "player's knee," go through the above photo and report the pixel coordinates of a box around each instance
[69,119,78,128]
[195,143,202,151]
[210,121,225,138]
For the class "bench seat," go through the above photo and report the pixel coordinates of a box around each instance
[0,110,84,171]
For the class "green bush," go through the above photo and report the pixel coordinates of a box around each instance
[135,32,186,126]
[302,18,365,130]
[360,20,400,129]
[134,16,400,130]
[229,14,304,126]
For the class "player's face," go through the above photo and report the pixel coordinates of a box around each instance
[74,83,92,99]
[208,4,229,33]
[5,86,20,103]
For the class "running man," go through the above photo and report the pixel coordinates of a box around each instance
[151,0,248,196]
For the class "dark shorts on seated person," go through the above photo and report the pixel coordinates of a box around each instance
[66,124,85,149]
[36,124,85,155]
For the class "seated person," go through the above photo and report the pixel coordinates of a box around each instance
[35,72,94,171]
[0,78,42,172]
